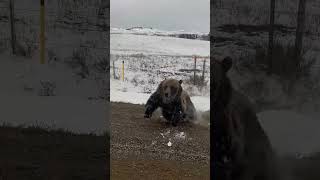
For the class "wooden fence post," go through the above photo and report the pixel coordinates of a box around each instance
[9,0,16,55]
[113,60,116,79]
[194,56,197,85]
[40,0,45,64]
[122,60,124,81]
[294,0,306,70]
[267,0,275,75]
[202,58,206,82]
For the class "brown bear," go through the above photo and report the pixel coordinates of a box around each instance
[144,78,197,126]
[213,57,279,180]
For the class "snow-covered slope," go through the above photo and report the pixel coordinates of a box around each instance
[111,27,208,36]
[111,33,210,56]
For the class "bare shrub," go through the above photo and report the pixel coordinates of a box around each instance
[131,75,139,87]
[94,57,109,73]
[48,49,59,63]
[185,74,208,88]
[97,78,109,100]
[15,40,37,58]
[67,47,90,78]
[38,80,56,96]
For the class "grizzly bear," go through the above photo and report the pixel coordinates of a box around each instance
[144,78,197,126]
[213,57,279,180]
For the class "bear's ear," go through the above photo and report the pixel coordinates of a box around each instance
[222,57,232,72]
[179,80,183,84]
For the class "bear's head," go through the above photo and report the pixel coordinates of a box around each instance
[212,57,233,107]
[158,79,183,104]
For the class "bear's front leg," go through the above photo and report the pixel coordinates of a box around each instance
[144,92,161,119]
[171,110,183,127]
[144,104,156,118]
[171,102,184,126]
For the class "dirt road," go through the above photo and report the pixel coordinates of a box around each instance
[0,126,107,180]
[111,102,210,180]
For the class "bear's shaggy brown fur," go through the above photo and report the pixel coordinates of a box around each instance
[213,57,279,180]
[144,79,196,126]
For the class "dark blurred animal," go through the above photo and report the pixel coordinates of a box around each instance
[213,57,279,180]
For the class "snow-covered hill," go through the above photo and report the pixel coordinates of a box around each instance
[111,31,210,56]
[111,27,209,41]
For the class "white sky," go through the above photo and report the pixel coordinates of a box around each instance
[110,0,210,33]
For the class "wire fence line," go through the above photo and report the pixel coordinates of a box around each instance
[6,21,109,32]
[111,53,209,59]
[0,37,108,50]
[0,8,108,20]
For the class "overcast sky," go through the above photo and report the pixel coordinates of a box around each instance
[111,0,210,33]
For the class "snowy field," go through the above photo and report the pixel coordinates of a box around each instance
[110,28,210,112]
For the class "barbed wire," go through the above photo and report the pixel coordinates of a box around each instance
[0,36,108,50]
[111,53,209,59]
[10,20,109,32]
[37,41,108,50]
[14,8,108,14]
